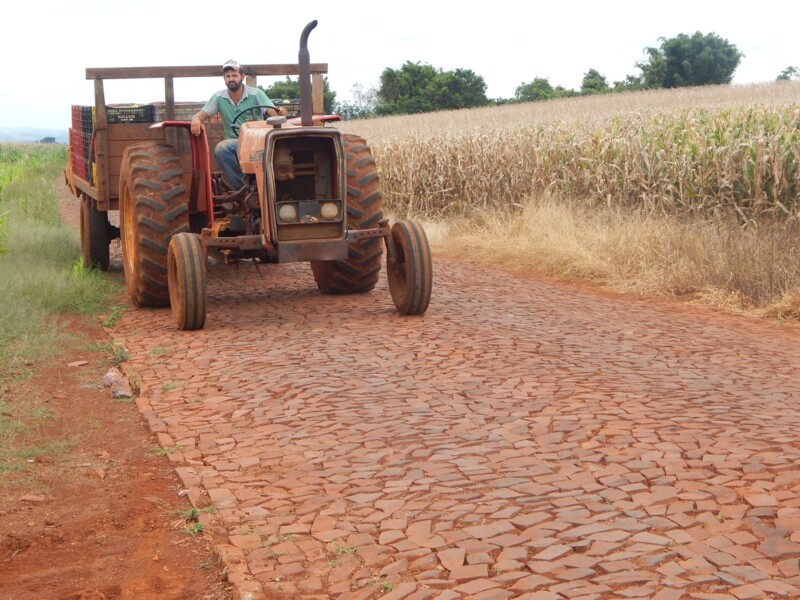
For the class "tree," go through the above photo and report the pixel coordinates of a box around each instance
[335,84,378,120]
[581,69,609,95]
[636,32,743,88]
[259,76,337,113]
[434,68,489,110]
[514,78,575,102]
[516,78,556,101]
[777,66,799,81]
[376,61,488,115]
[635,46,667,88]
[612,74,645,92]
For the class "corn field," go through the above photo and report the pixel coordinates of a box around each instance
[340,82,800,220]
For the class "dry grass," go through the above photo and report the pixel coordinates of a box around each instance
[433,195,800,319]
[339,83,800,319]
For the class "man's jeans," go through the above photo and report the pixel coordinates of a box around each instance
[214,138,244,190]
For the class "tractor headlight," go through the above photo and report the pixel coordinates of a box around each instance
[320,202,339,220]
[278,203,298,223]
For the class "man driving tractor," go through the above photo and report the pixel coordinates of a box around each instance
[190,59,286,191]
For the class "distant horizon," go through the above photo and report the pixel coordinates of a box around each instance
[0,126,68,144]
[1,75,793,134]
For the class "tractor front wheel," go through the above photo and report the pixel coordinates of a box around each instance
[119,143,189,307]
[168,233,207,330]
[387,220,432,315]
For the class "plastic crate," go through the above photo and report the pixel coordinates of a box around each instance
[81,131,91,181]
[81,106,94,135]
[152,101,202,121]
[69,129,86,178]
[152,102,221,123]
[273,99,301,117]
[106,103,155,124]
[71,105,82,132]
[71,105,94,133]
[81,130,92,168]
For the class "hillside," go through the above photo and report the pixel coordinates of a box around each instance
[0,127,67,144]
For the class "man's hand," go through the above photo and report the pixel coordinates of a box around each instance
[191,115,205,136]
[267,106,288,117]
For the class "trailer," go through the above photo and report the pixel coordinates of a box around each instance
[66,62,328,270]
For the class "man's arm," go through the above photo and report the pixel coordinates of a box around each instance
[191,110,210,136]
[257,89,286,117]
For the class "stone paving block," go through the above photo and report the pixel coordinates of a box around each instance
[409,552,438,572]
[464,590,514,600]
[532,544,571,561]
[378,583,417,600]
[449,563,489,582]
[758,537,800,559]
[513,591,562,600]
[454,578,499,595]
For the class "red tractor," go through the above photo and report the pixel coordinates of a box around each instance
[114,21,431,329]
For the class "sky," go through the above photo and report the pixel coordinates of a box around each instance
[2,0,798,130]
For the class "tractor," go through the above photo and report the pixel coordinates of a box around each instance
[115,21,431,329]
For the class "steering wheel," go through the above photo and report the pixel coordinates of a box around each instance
[231,105,271,136]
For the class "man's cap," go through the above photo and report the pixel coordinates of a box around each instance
[223,59,242,72]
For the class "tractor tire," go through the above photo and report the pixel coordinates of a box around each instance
[311,134,384,294]
[80,194,110,270]
[119,142,189,307]
[387,220,432,315]
[168,233,207,330]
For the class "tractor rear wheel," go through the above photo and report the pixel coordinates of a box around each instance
[311,134,383,294]
[168,233,206,330]
[387,220,432,315]
[119,143,189,307]
[80,194,110,270]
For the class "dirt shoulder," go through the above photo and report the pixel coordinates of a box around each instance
[0,182,232,599]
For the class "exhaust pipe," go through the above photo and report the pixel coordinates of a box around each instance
[299,20,317,127]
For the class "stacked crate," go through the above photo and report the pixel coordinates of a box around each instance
[69,105,94,182]
[69,101,224,183]
[151,101,221,122]
[273,99,301,117]
[106,103,156,123]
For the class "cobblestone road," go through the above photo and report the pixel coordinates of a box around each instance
[113,256,800,600]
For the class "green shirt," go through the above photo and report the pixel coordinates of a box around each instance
[202,85,276,139]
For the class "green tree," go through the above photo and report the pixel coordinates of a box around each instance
[376,61,488,115]
[777,66,799,81]
[612,74,645,92]
[516,78,556,101]
[433,69,489,110]
[581,69,609,94]
[635,46,667,88]
[335,84,378,120]
[259,76,337,113]
[515,77,575,102]
[637,32,743,88]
